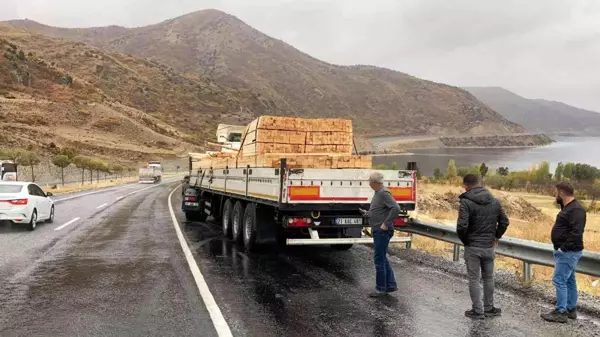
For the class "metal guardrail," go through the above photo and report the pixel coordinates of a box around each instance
[402,219,600,281]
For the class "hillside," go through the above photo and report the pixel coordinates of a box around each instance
[0,25,262,161]
[4,10,525,137]
[465,87,600,135]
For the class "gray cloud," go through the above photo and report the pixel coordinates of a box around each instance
[2,0,599,111]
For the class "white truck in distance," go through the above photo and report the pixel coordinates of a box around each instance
[138,165,162,184]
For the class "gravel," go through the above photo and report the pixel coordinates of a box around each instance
[387,245,600,319]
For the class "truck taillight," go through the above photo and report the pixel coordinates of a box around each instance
[9,199,28,205]
[184,196,197,202]
[287,217,312,227]
[393,216,408,227]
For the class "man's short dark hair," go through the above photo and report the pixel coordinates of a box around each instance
[463,174,479,187]
[555,181,574,196]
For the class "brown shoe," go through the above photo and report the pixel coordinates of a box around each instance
[567,308,577,320]
[541,310,568,323]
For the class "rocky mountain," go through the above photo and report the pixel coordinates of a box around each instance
[465,87,600,135]
[0,25,262,161]
[4,10,524,138]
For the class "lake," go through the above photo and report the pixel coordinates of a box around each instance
[372,137,600,176]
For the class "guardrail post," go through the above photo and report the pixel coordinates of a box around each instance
[405,233,412,249]
[523,262,533,283]
[453,244,461,262]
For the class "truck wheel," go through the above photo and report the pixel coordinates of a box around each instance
[231,201,245,244]
[331,244,353,251]
[222,199,233,239]
[243,203,257,251]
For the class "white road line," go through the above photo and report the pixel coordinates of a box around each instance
[52,186,125,203]
[116,196,124,201]
[125,183,161,197]
[96,203,108,209]
[168,185,232,337]
[54,217,80,231]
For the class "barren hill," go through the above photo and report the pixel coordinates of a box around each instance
[5,10,524,137]
[0,25,261,161]
[465,87,600,135]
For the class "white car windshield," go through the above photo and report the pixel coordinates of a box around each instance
[0,184,23,193]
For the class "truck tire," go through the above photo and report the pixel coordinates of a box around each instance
[331,244,353,251]
[222,199,233,239]
[243,203,257,251]
[231,201,245,244]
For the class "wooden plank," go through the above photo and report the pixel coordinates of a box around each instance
[304,118,352,132]
[305,131,352,145]
[255,130,307,144]
[255,116,352,133]
[242,143,305,156]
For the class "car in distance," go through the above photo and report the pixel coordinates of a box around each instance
[0,182,55,231]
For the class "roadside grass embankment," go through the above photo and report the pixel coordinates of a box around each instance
[402,181,600,297]
[40,172,182,195]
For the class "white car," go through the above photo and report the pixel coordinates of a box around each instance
[0,182,55,231]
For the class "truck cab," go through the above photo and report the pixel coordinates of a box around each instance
[1,161,18,181]
[216,124,244,153]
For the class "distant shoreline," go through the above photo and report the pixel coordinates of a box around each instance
[368,144,548,156]
[364,133,554,154]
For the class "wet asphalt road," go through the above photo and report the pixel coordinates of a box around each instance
[1,181,598,337]
[0,179,217,337]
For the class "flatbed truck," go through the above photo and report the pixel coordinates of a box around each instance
[182,157,416,250]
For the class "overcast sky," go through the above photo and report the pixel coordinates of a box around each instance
[2,0,599,111]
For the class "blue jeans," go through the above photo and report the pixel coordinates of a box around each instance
[553,250,583,312]
[373,229,397,292]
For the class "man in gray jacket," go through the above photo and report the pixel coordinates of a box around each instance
[457,174,509,319]
[366,172,400,298]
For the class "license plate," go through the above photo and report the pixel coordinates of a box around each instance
[335,218,363,225]
[185,202,199,207]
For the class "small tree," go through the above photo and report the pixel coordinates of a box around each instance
[555,162,564,181]
[497,167,509,177]
[17,50,26,60]
[111,164,124,179]
[52,155,71,186]
[89,158,107,183]
[446,159,457,179]
[563,162,575,180]
[4,148,25,163]
[59,147,78,160]
[480,163,488,175]
[535,161,551,184]
[19,151,40,182]
[433,168,443,180]
[73,156,90,185]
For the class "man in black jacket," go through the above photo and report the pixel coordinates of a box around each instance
[457,174,509,319]
[541,182,586,323]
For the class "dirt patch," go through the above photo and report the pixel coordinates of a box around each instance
[418,189,549,222]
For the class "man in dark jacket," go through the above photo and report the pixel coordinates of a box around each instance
[457,174,509,319]
[541,182,586,323]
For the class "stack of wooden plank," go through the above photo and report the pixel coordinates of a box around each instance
[240,116,354,156]
[191,116,373,170]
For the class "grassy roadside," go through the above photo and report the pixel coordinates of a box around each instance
[403,182,600,297]
[41,172,182,195]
